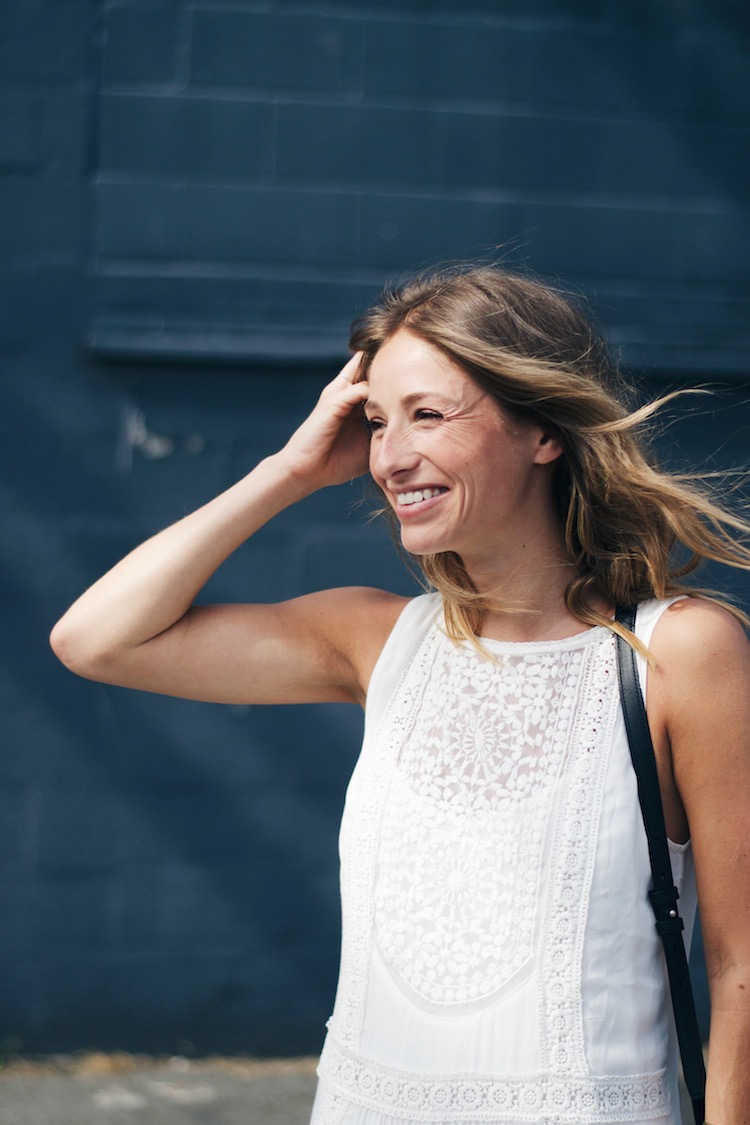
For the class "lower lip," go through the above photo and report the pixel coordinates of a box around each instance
[394,491,448,519]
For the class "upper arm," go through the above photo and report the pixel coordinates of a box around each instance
[650,599,750,980]
[75,586,409,707]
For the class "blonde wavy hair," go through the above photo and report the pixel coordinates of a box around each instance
[349,265,750,645]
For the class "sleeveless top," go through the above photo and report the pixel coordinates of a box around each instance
[311,595,697,1125]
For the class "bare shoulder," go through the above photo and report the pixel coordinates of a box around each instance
[288,585,409,640]
[284,585,412,699]
[647,597,750,783]
[290,584,409,619]
[649,596,750,679]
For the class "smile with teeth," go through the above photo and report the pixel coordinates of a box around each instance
[396,487,447,507]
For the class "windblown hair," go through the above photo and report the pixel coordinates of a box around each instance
[349,265,750,645]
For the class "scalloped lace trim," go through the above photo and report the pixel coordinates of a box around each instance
[316,1038,671,1123]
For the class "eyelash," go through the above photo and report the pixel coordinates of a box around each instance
[364,409,443,434]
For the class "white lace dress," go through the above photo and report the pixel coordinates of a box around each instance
[311,595,697,1125]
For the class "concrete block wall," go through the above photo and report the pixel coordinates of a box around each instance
[91,0,750,372]
[0,0,748,1056]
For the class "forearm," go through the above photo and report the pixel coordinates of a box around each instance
[705,967,750,1125]
[50,451,309,671]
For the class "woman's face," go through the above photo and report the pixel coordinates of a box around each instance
[364,329,561,569]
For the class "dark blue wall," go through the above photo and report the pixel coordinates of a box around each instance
[1,0,748,1055]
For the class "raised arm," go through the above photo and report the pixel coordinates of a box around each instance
[50,357,406,707]
[649,599,750,1124]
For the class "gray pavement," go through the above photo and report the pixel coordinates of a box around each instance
[0,1054,317,1125]
[0,1052,695,1124]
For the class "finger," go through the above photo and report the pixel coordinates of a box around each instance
[323,365,369,407]
[334,378,369,408]
[337,352,364,385]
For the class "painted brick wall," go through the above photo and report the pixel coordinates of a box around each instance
[90,0,750,373]
[0,0,748,1056]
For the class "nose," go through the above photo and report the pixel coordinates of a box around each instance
[369,422,421,482]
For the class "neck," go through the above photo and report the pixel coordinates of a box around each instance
[460,531,593,644]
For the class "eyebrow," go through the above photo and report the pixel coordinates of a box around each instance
[364,391,455,414]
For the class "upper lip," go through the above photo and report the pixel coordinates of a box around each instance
[388,484,447,495]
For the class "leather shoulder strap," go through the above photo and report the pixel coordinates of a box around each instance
[615,605,705,1125]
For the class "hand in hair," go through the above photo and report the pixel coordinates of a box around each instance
[279,352,371,490]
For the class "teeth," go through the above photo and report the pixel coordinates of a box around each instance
[396,488,442,506]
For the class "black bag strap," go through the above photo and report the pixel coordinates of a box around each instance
[615,606,706,1124]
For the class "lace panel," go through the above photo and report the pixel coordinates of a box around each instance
[537,635,619,1075]
[317,1037,671,1123]
[330,620,624,1092]
[374,636,585,1006]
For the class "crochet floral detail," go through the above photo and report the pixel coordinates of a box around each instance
[374,634,586,1006]
[316,1037,671,1123]
[538,634,618,1074]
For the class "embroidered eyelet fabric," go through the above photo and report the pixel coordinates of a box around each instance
[311,595,696,1125]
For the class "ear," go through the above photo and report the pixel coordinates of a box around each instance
[532,429,564,466]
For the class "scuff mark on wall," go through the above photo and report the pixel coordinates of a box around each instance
[117,407,205,471]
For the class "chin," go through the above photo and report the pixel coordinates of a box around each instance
[399,532,454,558]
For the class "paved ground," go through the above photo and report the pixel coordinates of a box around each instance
[0,1054,317,1125]
[0,1052,696,1124]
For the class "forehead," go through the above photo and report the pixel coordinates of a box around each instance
[366,329,475,401]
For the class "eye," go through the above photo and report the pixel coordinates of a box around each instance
[363,417,384,434]
[415,409,443,422]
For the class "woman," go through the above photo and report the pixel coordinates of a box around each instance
[51,267,750,1124]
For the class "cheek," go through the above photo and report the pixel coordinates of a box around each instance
[368,442,386,486]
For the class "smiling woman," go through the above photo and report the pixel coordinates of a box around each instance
[51,265,750,1125]
[361,328,565,601]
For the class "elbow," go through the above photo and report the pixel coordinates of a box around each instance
[49,615,110,681]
